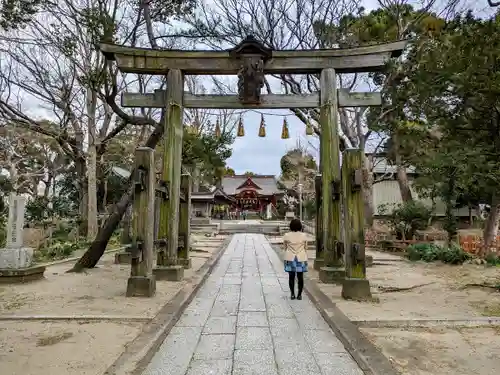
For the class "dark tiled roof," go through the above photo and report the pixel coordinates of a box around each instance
[191,187,236,202]
[191,192,214,201]
[221,175,283,196]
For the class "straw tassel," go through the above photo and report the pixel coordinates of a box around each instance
[258,113,266,137]
[281,117,290,139]
[215,117,221,137]
[237,116,245,137]
[305,117,314,136]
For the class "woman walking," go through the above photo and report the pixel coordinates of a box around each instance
[283,218,308,300]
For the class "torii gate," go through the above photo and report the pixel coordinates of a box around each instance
[100,36,406,299]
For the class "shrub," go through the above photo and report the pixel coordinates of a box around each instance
[34,239,90,262]
[407,243,441,262]
[51,224,72,241]
[439,244,472,264]
[407,242,471,264]
[379,201,432,240]
[485,252,500,266]
[46,242,79,259]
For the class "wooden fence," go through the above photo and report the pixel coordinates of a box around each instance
[459,235,500,254]
[303,221,498,254]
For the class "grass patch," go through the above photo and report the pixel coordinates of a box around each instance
[33,231,122,263]
[485,253,500,266]
[1,295,28,310]
[34,241,89,263]
[36,332,73,346]
[470,301,500,317]
[482,304,500,316]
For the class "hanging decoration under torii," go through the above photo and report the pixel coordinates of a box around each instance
[281,117,290,139]
[258,113,266,137]
[305,117,314,136]
[225,112,300,139]
[237,115,245,137]
[215,117,221,137]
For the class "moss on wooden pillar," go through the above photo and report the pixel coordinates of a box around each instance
[126,147,156,297]
[341,149,372,300]
[314,174,324,270]
[155,69,184,281]
[318,68,345,284]
[178,173,192,269]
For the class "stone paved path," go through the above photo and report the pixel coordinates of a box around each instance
[143,234,363,375]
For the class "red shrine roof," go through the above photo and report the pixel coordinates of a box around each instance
[236,177,262,190]
[221,175,283,196]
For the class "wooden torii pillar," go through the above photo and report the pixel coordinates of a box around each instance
[100,37,406,293]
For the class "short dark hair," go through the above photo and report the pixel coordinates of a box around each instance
[289,218,303,232]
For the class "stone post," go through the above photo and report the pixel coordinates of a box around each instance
[0,193,45,283]
[341,149,372,299]
[6,194,25,249]
[178,173,192,269]
[126,147,156,297]
[318,68,346,284]
[266,203,272,219]
[155,68,185,281]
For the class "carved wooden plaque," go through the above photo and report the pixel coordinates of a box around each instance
[230,35,272,105]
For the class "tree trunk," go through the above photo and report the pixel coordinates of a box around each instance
[102,179,108,213]
[192,164,201,192]
[395,164,412,202]
[428,196,436,226]
[87,142,99,238]
[442,170,458,247]
[68,186,134,272]
[8,164,19,194]
[86,88,99,239]
[121,205,132,244]
[362,155,375,227]
[468,204,473,227]
[75,157,88,235]
[68,124,165,272]
[481,194,500,257]
[392,133,413,202]
[43,175,52,198]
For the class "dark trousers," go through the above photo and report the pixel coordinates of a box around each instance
[288,271,304,296]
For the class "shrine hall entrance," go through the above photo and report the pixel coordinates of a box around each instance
[237,188,265,211]
[224,174,282,218]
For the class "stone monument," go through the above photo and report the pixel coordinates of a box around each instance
[0,194,46,283]
[283,194,296,219]
[266,203,272,219]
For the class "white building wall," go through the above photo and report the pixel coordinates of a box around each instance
[373,180,475,217]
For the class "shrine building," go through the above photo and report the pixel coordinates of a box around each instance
[221,175,285,212]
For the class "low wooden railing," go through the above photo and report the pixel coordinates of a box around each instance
[297,222,498,255]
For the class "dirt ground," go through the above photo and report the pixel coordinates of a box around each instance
[0,234,227,375]
[313,251,500,375]
[361,326,500,375]
[315,252,500,321]
[270,235,500,375]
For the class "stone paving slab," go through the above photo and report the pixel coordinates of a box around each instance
[142,234,363,375]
